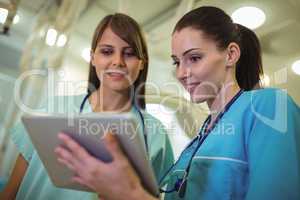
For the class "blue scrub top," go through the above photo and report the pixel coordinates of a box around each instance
[163,88,300,200]
[10,94,174,200]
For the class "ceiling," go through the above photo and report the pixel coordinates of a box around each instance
[1,0,300,107]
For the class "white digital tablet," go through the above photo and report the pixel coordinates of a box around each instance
[21,112,159,197]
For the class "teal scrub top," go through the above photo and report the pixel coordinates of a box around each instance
[10,94,174,200]
[162,88,300,200]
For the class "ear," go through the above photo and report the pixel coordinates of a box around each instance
[139,60,144,70]
[225,42,241,67]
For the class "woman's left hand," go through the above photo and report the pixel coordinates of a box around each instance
[54,132,149,200]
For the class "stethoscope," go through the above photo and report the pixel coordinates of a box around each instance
[158,89,244,198]
[79,92,148,153]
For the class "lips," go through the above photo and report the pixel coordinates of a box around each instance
[107,72,125,77]
[185,82,201,93]
[105,69,128,80]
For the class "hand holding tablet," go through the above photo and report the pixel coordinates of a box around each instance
[22,113,159,196]
[55,132,149,199]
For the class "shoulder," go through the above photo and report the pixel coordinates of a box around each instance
[243,87,287,102]
[242,88,299,114]
[236,88,299,134]
[242,88,300,134]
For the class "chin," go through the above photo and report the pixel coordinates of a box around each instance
[189,86,216,104]
[110,84,132,93]
[191,95,207,104]
[111,86,130,92]
[190,90,211,104]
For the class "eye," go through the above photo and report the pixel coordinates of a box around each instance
[123,49,137,58]
[171,57,180,67]
[189,55,202,63]
[172,60,179,67]
[100,48,113,55]
[124,52,135,57]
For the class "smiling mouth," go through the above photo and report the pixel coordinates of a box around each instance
[105,69,128,80]
[107,72,125,76]
[185,82,200,93]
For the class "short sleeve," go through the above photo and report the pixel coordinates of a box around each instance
[245,89,300,199]
[10,121,35,162]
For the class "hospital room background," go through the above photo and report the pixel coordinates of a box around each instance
[0,0,299,190]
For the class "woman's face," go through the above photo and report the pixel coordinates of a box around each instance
[91,27,143,93]
[171,27,228,103]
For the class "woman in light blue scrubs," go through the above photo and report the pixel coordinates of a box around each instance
[1,13,174,200]
[55,6,300,200]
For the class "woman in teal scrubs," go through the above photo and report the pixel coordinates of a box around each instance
[55,6,300,200]
[1,13,174,199]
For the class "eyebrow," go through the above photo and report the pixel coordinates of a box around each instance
[171,48,202,59]
[98,44,132,49]
[98,44,113,48]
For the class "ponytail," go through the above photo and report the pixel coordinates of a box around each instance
[235,24,263,90]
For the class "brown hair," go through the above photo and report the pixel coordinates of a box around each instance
[173,6,263,91]
[88,13,149,109]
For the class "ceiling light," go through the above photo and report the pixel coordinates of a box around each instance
[81,48,91,63]
[46,28,58,46]
[231,6,266,29]
[261,74,270,87]
[0,8,8,24]
[292,60,300,75]
[56,34,67,47]
[13,14,19,24]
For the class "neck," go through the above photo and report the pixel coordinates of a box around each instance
[206,81,240,122]
[89,86,132,113]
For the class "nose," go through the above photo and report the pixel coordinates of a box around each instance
[112,52,126,67]
[176,64,190,84]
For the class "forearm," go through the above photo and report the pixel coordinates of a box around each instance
[0,154,28,200]
[0,187,17,200]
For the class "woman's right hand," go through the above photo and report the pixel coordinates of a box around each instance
[55,132,158,200]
